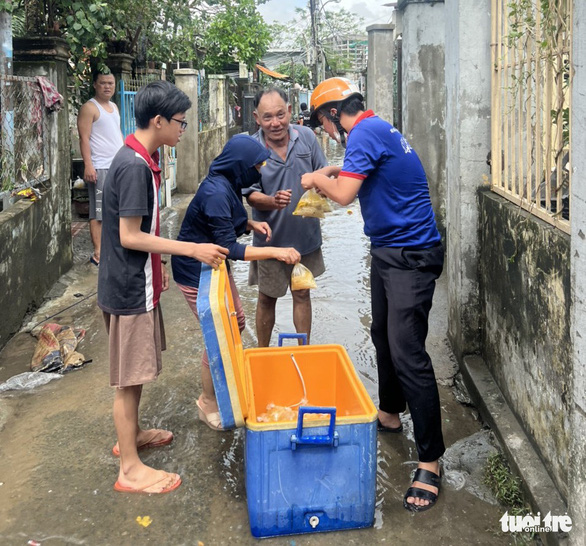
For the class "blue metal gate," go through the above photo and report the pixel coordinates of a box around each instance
[118,78,177,202]
[118,79,136,139]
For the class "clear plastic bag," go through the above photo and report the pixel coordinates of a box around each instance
[291,263,317,291]
[257,401,331,423]
[256,403,297,423]
[0,372,62,393]
[292,189,332,218]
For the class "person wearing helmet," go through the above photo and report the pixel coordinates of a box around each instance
[303,77,445,513]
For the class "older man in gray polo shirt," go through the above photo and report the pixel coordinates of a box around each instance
[243,87,328,347]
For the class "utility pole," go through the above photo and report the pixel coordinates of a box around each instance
[309,0,319,88]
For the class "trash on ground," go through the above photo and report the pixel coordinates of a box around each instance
[136,516,153,527]
[292,189,332,218]
[30,323,88,374]
[13,187,42,201]
[0,371,62,393]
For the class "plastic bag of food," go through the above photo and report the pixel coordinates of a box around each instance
[291,263,317,291]
[292,189,332,218]
[256,403,297,423]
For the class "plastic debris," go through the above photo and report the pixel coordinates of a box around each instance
[0,371,62,393]
[291,263,317,291]
[136,516,153,528]
[257,402,330,423]
[72,177,86,189]
[292,189,332,218]
[13,187,42,201]
[27,540,41,546]
[31,323,87,373]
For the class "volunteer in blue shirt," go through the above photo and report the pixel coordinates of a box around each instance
[301,77,444,513]
[172,134,300,431]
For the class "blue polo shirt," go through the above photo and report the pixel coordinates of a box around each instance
[340,111,440,248]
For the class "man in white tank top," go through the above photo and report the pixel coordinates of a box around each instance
[77,69,124,266]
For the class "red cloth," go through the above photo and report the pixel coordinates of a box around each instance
[35,76,64,112]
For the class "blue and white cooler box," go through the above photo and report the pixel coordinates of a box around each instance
[197,263,377,538]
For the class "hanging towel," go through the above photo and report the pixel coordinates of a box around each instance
[36,76,64,112]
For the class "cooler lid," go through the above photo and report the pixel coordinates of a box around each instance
[197,262,248,429]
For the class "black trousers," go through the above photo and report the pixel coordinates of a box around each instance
[370,243,445,462]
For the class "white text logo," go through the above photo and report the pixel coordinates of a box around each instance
[500,511,572,533]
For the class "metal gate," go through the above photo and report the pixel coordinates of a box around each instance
[118,79,137,139]
[118,77,177,206]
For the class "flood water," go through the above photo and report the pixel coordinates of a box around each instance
[0,135,518,545]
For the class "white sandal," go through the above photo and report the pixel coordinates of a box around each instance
[196,399,224,431]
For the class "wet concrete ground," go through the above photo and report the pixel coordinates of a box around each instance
[0,139,528,545]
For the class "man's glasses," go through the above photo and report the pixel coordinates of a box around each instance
[171,118,188,130]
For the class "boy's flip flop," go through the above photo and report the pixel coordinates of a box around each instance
[112,429,174,457]
[114,471,181,494]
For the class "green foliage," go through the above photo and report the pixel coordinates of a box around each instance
[8,0,270,99]
[0,1,14,13]
[275,62,310,88]
[269,5,364,83]
[484,453,536,544]
[484,453,525,511]
[271,5,363,50]
[203,0,271,72]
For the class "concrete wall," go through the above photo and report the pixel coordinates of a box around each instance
[208,75,229,137]
[175,70,230,193]
[366,24,394,124]
[0,37,73,348]
[479,190,572,498]
[570,0,586,539]
[400,2,447,237]
[174,69,199,193]
[197,127,227,185]
[444,0,491,359]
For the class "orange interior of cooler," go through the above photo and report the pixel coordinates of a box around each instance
[244,344,376,430]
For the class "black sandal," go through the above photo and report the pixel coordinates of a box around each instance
[377,418,403,433]
[403,468,441,513]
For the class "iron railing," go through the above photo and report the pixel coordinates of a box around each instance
[491,0,572,233]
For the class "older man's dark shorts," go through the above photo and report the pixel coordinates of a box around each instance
[248,247,325,298]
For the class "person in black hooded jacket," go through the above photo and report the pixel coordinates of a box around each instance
[172,134,300,430]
